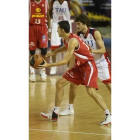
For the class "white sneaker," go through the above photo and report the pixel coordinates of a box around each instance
[100,114,111,126]
[59,107,74,116]
[50,67,57,75]
[30,73,36,82]
[40,72,47,81]
[40,111,58,121]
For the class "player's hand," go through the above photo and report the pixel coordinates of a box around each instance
[37,60,50,68]
[45,52,55,58]
[91,49,96,53]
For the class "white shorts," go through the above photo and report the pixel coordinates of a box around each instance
[51,22,62,49]
[96,59,111,84]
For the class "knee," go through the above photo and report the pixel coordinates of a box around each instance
[70,83,77,90]
[86,87,97,97]
[56,79,63,89]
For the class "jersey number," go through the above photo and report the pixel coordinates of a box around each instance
[34,19,41,24]
[58,16,64,21]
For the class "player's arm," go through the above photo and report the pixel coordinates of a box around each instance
[39,39,78,68]
[92,31,106,54]
[68,55,75,69]
[47,9,51,30]
[69,1,79,17]
[45,46,67,57]
[49,0,53,18]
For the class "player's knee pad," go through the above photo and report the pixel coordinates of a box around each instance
[41,48,47,55]
[30,50,35,55]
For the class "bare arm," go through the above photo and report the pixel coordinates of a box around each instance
[45,46,67,57]
[68,55,75,69]
[69,1,79,17]
[92,31,106,54]
[47,10,51,29]
[39,39,78,68]
[49,0,53,18]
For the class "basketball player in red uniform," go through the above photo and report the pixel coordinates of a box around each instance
[29,0,51,81]
[59,14,111,126]
[48,0,79,74]
[39,21,111,125]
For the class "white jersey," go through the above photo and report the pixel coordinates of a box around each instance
[78,28,107,64]
[52,0,71,23]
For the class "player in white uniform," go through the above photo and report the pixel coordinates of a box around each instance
[59,14,111,125]
[48,0,79,74]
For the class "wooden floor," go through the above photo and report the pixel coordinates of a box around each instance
[29,76,111,140]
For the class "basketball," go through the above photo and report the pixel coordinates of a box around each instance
[30,55,45,69]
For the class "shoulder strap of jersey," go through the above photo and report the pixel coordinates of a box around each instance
[89,28,97,41]
[52,0,71,10]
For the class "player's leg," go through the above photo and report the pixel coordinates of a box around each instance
[59,83,77,115]
[29,25,37,82]
[105,83,111,93]
[38,25,48,81]
[41,68,83,121]
[40,78,70,121]
[86,87,111,125]
[84,61,111,125]
[50,22,61,74]
[97,59,111,93]
[40,47,47,81]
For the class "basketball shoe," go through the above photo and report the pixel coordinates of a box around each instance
[40,70,47,81]
[100,114,111,126]
[40,110,58,121]
[50,67,57,75]
[29,73,36,82]
[59,106,74,116]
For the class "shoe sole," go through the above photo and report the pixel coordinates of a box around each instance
[40,114,58,122]
[59,113,74,116]
[100,122,111,126]
[40,114,48,119]
[51,118,58,122]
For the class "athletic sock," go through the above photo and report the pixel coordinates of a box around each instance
[68,104,73,108]
[40,68,46,74]
[104,109,110,115]
[53,106,59,114]
[30,66,35,74]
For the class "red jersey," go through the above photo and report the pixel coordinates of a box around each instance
[64,33,94,66]
[29,0,48,25]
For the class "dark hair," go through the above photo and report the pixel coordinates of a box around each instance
[58,20,70,33]
[75,14,91,27]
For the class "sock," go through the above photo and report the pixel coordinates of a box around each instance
[104,109,110,115]
[30,66,35,74]
[68,104,73,108]
[53,106,59,114]
[40,68,46,74]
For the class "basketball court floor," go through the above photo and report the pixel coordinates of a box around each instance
[29,75,111,140]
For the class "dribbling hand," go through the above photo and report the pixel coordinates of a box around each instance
[37,60,50,69]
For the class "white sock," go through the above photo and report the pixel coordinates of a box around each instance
[104,109,110,115]
[68,104,73,108]
[30,66,35,74]
[40,68,46,74]
[53,106,59,114]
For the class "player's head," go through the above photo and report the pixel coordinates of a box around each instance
[75,14,91,32]
[57,20,70,37]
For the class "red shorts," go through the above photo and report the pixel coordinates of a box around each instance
[63,61,98,89]
[29,24,48,50]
